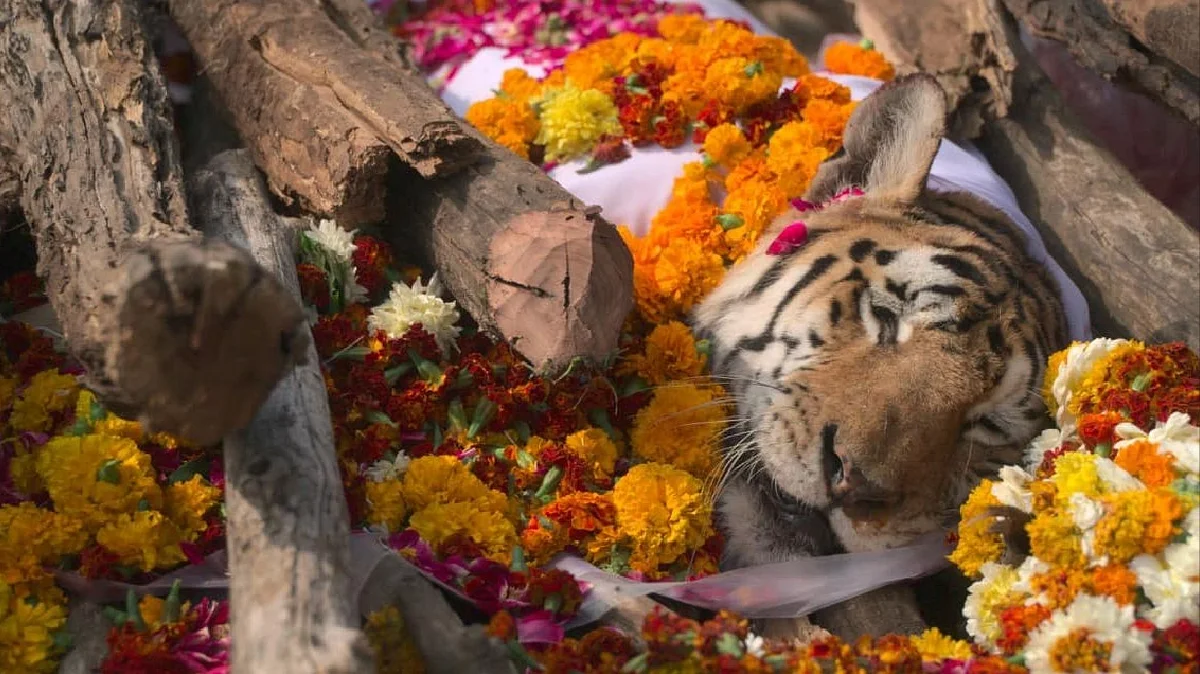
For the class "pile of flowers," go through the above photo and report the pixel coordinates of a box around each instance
[371,0,702,86]
[1,287,226,670]
[463,18,893,321]
[99,582,230,673]
[950,339,1200,673]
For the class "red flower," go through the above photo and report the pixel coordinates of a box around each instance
[1,270,44,312]
[296,262,330,312]
[312,313,365,358]
[1077,410,1125,447]
[523,568,585,618]
[591,136,632,166]
[349,423,397,465]
[652,101,688,148]
[618,93,658,146]
[351,235,394,299]
[692,100,735,144]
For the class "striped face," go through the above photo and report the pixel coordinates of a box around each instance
[692,74,1070,559]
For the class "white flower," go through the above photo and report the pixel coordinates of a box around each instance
[367,274,462,354]
[991,465,1035,513]
[1025,427,1067,471]
[1023,594,1152,674]
[1012,555,1051,596]
[1093,457,1143,493]
[1130,541,1200,628]
[743,632,765,657]
[304,218,357,262]
[1069,492,1104,562]
[364,452,411,483]
[964,562,1022,646]
[1050,339,1129,434]
[1183,506,1200,542]
[1115,412,1199,475]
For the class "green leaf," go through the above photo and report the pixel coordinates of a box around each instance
[384,362,413,385]
[365,410,398,428]
[331,345,371,362]
[126,589,146,632]
[468,397,498,439]
[514,420,532,445]
[742,60,764,77]
[620,376,650,398]
[535,465,564,501]
[1131,372,1153,392]
[136,499,151,512]
[859,38,875,50]
[51,630,73,653]
[163,580,183,623]
[168,458,210,485]
[511,545,528,574]
[96,459,122,484]
[715,213,744,231]
[620,653,649,673]
[715,632,744,658]
[587,408,618,443]
[447,399,468,433]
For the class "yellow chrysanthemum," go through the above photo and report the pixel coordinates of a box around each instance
[9,370,79,433]
[618,320,708,387]
[35,433,163,530]
[1048,452,1105,503]
[949,481,1005,577]
[399,455,507,515]
[533,83,621,162]
[0,579,69,674]
[1027,510,1084,568]
[94,510,187,572]
[93,414,145,443]
[0,503,87,584]
[408,501,518,563]
[1093,488,1184,563]
[765,121,831,196]
[564,428,620,482]
[910,627,974,662]
[163,475,222,539]
[365,605,427,674]
[611,462,714,573]
[631,383,725,481]
[8,446,42,496]
[365,479,408,532]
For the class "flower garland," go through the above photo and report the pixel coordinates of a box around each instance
[463,18,890,323]
[950,339,1200,673]
[99,582,230,673]
[1,309,225,670]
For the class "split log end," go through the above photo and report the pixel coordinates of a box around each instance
[487,207,634,370]
[99,240,310,447]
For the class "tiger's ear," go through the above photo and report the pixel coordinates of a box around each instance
[805,73,947,204]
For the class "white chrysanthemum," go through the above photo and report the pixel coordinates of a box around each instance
[1012,555,1051,596]
[743,632,765,658]
[1069,492,1104,562]
[1050,338,1130,434]
[367,274,462,354]
[1023,594,1152,674]
[1130,540,1200,629]
[964,562,1022,646]
[1025,427,1067,471]
[991,465,1035,513]
[1093,456,1144,493]
[364,452,412,484]
[1114,412,1200,475]
[305,218,357,262]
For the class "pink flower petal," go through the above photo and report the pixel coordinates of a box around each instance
[765,221,808,256]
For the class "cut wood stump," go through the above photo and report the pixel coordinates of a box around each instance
[166,0,483,227]
[850,0,1200,351]
[190,147,373,673]
[0,0,307,447]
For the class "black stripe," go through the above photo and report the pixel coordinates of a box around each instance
[987,325,1006,356]
[746,255,788,299]
[931,254,988,286]
[870,305,898,345]
[874,249,895,266]
[885,278,908,301]
[829,300,843,326]
[849,239,877,262]
[733,255,839,354]
[918,284,965,298]
[809,330,826,348]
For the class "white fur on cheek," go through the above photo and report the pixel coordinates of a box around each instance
[753,402,832,508]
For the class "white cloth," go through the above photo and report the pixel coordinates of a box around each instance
[437,1,1092,341]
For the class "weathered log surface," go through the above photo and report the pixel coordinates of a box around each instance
[0,0,303,447]
[58,599,110,674]
[357,549,517,674]
[167,0,482,226]
[850,0,1200,351]
[190,148,373,673]
[1003,0,1200,125]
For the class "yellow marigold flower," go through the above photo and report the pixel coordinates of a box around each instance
[1029,568,1088,611]
[765,121,831,196]
[1049,452,1104,503]
[702,123,751,167]
[703,57,782,113]
[631,383,726,481]
[35,433,163,531]
[137,594,190,630]
[365,479,408,532]
[611,462,714,573]
[824,41,896,81]
[794,74,852,105]
[1028,510,1084,568]
[656,13,709,43]
[399,455,507,515]
[94,510,187,572]
[0,579,69,674]
[634,236,726,324]
[949,481,1005,577]
[721,177,790,260]
[408,501,518,564]
[533,83,621,162]
[801,98,856,152]
[910,627,973,662]
[1090,564,1139,605]
[1093,488,1184,563]
[163,475,222,539]
[9,370,79,433]
[1068,340,1145,416]
[9,447,42,495]
[498,68,543,103]
[1043,348,1072,414]
[93,413,145,443]
[464,97,540,160]
[365,605,427,674]
[619,320,708,387]
[0,375,18,413]
[564,428,620,482]
[0,503,87,584]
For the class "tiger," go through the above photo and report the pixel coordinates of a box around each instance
[687,73,1074,642]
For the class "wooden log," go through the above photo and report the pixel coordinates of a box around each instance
[1002,0,1200,125]
[166,0,483,227]
[189,148,374,673]
[0,0,306,447]
[59,599,110,674]
[850,0,1200,351]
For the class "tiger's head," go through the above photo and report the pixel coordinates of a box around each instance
[693,74,1069,556]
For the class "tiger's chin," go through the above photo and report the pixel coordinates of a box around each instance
[828,507,945,553]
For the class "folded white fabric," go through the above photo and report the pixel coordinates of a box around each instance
[437,1,1093,342]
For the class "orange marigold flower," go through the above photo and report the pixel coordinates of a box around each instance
[802,98,856,152]
[1113,439,1178,488]
[1077,410,1126,448]
[464,98,540,159]
[824,41,896,81]
[702,123,752,167]
[498,68,543,103]
[656,13,709,44]
[1089,564,1139,605]
[633,237,725,323]
[793,74,852,106]
[618,320,708,386]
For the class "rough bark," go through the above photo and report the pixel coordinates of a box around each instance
[1002,0,1200,125]
[357,552,517,674]
[166,0,483,227]
[849,0,1200,350]
[190,148,374,673]
[0,0,304,447]
[58,599,111,674]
